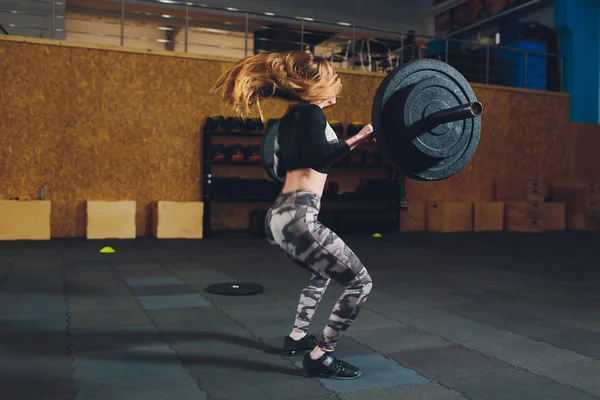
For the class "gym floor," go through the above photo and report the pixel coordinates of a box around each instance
[1,232,599,400]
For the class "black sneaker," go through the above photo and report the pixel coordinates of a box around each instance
[281,335,317,356]
[302,352,361,380]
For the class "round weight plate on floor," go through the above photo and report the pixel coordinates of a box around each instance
[372,58,481,181]
[204,282,264,296]
[260,121,286,184]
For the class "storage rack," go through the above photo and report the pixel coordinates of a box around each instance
[202,120,402,237]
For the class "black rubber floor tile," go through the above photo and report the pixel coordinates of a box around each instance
[389,345,513,382]
[129,284,197,297]
[69,307,151,330]
[532,359,600,398]
[0,353,72,386]
[72,344,185,381]
[348,325,451,354]
[67,297,141,312]
[449,368,598,400]
[534,330,600,358]
[2,383,73,400]
[440,302,582,339]
[74,372,206,400]
[338,382,468,400]
[71,325,163,352]
[0,330,68,356]
[186,346,329,400]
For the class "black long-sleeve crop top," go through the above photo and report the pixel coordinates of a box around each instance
[276,103,350,175]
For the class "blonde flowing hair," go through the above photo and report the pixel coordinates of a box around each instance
[212,51,342,119]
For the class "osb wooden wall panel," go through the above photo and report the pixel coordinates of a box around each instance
[0,39,233,237]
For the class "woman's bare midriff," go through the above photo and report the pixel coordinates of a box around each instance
[281,168,328,198]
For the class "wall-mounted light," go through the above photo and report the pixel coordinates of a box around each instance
[264,12,275,16]
[226,7,240,11]
[337,22,351,26]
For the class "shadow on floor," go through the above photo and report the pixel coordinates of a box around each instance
[0,328,301,376]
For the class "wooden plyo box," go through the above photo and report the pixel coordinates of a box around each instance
[152,201,204,239]
[505,217,544,232]
[553,180,594,213]
[587,196,600,210]
[0,200,51,240]
[525,178,547,201]
[503,202,565,232]
[86,200,136,239]
[504,201,545,219]
[543,202,566,231]
[400,202,427,232]
[587,212,600,230]
[570,211,600,231]
[427,202,473,232]
[474,202,504,232]
[552,181,597,230]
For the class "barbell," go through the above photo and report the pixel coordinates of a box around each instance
[260,58,482,182]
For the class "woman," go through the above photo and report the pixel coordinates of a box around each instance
[213,51,374,380]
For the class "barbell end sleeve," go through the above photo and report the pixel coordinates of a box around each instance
[424,101,483,129]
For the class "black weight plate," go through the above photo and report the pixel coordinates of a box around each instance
[403,76,473,159]
[260,121,286,184]
[372,59,481,181]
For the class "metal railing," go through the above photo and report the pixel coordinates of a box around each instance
[0,0,563,92]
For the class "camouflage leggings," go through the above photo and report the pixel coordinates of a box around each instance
[265,190,373,351]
